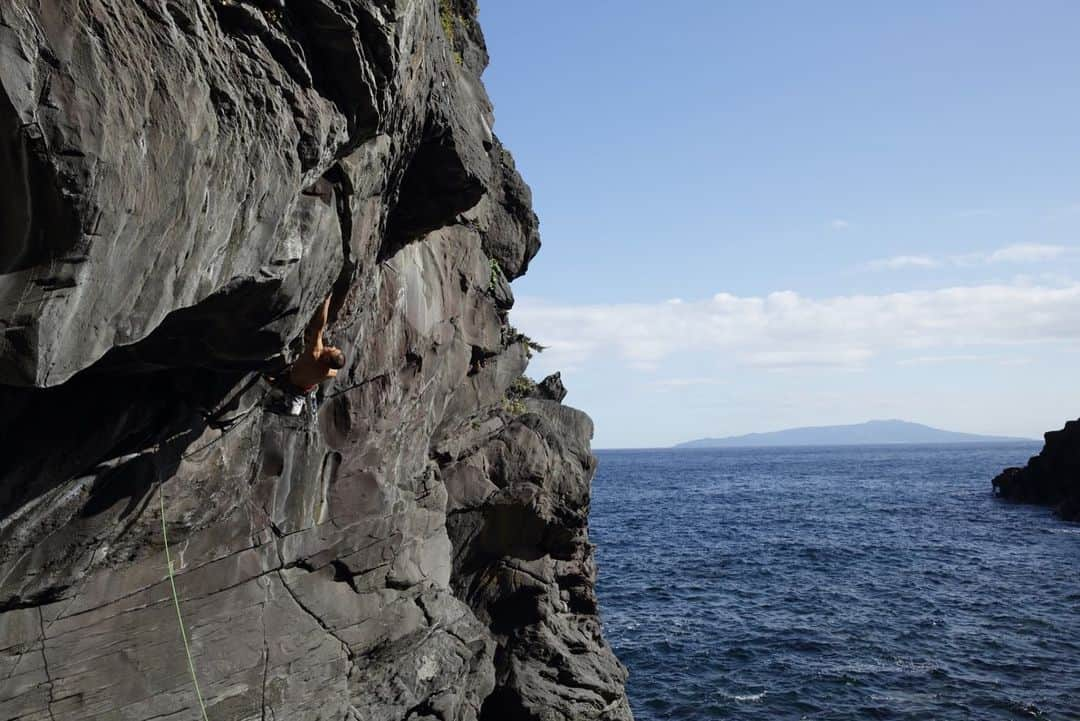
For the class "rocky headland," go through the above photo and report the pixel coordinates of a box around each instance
[993,419,1080,522]
[0,1,632,719]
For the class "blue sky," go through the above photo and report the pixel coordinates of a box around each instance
[479,1,1080,448]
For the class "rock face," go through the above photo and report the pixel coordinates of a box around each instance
[0,2,631,720]
[993,419,1080,522]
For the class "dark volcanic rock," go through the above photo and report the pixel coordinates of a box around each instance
[0,2,631,720]
[993,419,1080,521]
[440,399,631,720]
[533,372,568,403]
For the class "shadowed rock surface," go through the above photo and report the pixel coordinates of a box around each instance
[993,419,1080,521]
[0,2,631,719]
[532,372,567,404]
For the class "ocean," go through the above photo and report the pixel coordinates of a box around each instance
[591,444,1080,720]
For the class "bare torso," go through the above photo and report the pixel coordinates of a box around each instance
[287,297,342,392]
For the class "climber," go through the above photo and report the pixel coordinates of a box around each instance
[283,295,346,416]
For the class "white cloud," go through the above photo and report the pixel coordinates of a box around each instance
[830,219,850,230]
[866,243,1070,271]
[743,348,874,369]
[651,377,726,388]
[986,243,1066,263]
[897,354,985,366]
[513,281,1080,374]
[865,255,939,271]
[998,357,1034,367]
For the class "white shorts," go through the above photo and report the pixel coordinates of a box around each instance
[286,393,307,416]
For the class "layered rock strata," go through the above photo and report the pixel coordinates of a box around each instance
[0,1,631,719]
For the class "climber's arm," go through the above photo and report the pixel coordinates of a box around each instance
[317,295,331,329]
[304,296,332,351]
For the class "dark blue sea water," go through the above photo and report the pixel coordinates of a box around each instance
[591,444,1080,721]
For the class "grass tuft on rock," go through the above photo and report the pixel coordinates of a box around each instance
[438,0,464,65]
[502,375,536,415]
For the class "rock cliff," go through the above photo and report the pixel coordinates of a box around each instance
[993,419,1080,522]
[0,2,632,719]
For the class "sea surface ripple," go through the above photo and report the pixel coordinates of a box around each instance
[591,444,1080,720]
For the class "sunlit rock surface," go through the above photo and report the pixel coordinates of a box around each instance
[0,2,630,718]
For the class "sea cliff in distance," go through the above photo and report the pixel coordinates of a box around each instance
[676,419,1034,448]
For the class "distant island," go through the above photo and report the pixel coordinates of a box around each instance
[676,420,1034,448]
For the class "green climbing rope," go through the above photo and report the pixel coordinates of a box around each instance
[160,487,211,721]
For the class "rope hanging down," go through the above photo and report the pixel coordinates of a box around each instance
[160,487,211,721]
